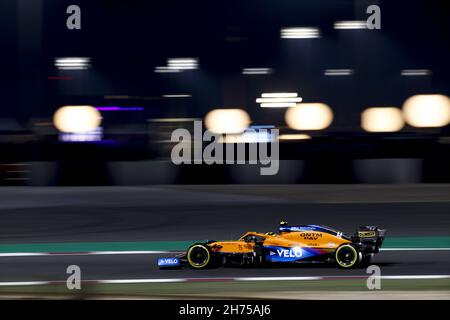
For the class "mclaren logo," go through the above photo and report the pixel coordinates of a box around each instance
[272,248,303,258]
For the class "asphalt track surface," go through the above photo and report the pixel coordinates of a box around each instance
[0,185,449,282]
[0,251,449,282]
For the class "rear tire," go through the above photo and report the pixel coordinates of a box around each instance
[360,253,374,267]
[186,243,213,269]
[335,244,360,268]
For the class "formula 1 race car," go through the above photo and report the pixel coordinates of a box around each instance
[158,221,386,269]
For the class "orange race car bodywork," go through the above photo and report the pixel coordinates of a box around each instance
[158,222,386,269]
[213,230,350,254]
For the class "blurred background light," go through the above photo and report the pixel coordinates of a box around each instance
[256,97,303,103]
[280,27,320,39]
[162,94,192,98]
[54,57,91,70]
[155,58,198,73]
[257,93,302,108]
[262,93,298,98]
[154,66,181,73]
[334,21,367,29]
[60,128,103,142]
[403,94,450,128]
[219,130,274,143]
[361,107,404,132]
[401,69,432,76]
[96,106,144,111]
[205,109,251,134]
[53,106,102,133]
[324,69,354,76]
[260,103,297,108]
[249,125,275,129]
[285,103,333,130]
[278,134,311,141]
[167,58,198,70]
[242,68,273,75]
[148,117,199,123]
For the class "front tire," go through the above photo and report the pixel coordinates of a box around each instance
[335,244,360,268]
[186,243,213,269]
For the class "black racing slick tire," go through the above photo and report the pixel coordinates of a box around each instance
[335,244,360,268]
[360,253,374,267]
[186,243,213,269]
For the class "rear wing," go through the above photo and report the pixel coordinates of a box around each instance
[351,226,386,253]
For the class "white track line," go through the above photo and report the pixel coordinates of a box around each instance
[0,281,49,287]
[381,275,450,280]
[0,275,449,287]
[237,276,321,281]
[0,251,174,257]
[0,248,449,258]
[237,275,450,281]
[90,251,172,255]
[0,253,48,257]
[100,279,186,284]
